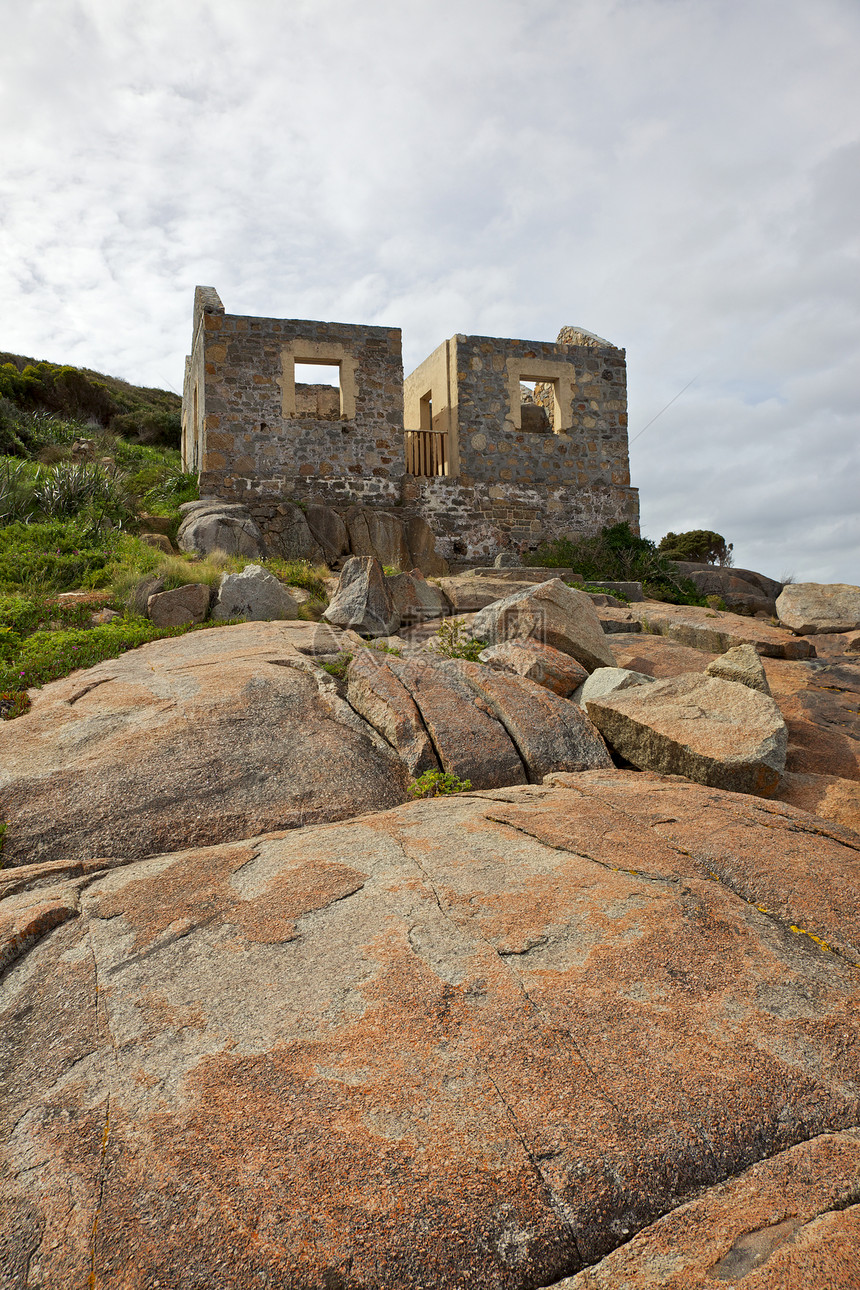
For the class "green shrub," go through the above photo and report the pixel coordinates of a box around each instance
[527,523,707,606]
[408,770,473,798]
[431,617,486,660]
[0,353,181,445]
[0,397,38,457]
[29,461,136,532]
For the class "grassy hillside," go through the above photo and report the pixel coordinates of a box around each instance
[0,364,330,730]
[0,351,181,448]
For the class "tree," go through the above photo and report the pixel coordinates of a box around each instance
[658,530,733,566]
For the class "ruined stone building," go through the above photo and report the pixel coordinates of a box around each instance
[181,287,638,560]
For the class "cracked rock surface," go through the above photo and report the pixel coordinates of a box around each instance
[0,621,409,868]
[347,652,613,788]
[2,770,858,1288]
[554,1129,860,1288]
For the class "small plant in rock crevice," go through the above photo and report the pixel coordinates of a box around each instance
[369,641,403,656]
[320,652,353,680]
[431,617,486,661]
[407,769,473,798]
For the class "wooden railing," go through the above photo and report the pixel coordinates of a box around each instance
[404,429,450,477]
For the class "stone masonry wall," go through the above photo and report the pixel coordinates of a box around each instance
[190,289,404,508]
[395,328,637,557]
[452,331,631,493]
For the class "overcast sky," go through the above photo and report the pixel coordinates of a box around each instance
[1,0,858,581]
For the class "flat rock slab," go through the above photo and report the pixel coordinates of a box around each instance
[2,772,858,1287]
[628,601,814,659]
[779,772,860,839]
[0,622,408,867]
[777,582,860,635]
[557,1130,860,1288]
[610,634,716,677]
[597,605,643,633]
[777,661,860,784]
[585,672,788,796]
[808,629,860,657]
[478,639,589,696]
[469,566,577,581]
[437,573,563,612]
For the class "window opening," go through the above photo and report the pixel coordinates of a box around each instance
[419,391,433,432]
[293,361,342,419]
[519,376,554,433]
[294,362,340,387]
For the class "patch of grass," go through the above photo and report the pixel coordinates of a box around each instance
[264,558,329,602]
[0,520,120,593]
[296,600,325,622]
[127,460,199,514]
[0,615,224,697]
[407,770,473,798]
[431,617,486,661]
[369,641,403,656]
[0,592,93,637]
[320,652,353,680]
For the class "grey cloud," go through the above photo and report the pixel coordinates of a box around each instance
[0,0,857,580]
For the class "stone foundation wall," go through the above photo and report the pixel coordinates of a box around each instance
[403,477,639,561]
[244,478,401,539]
